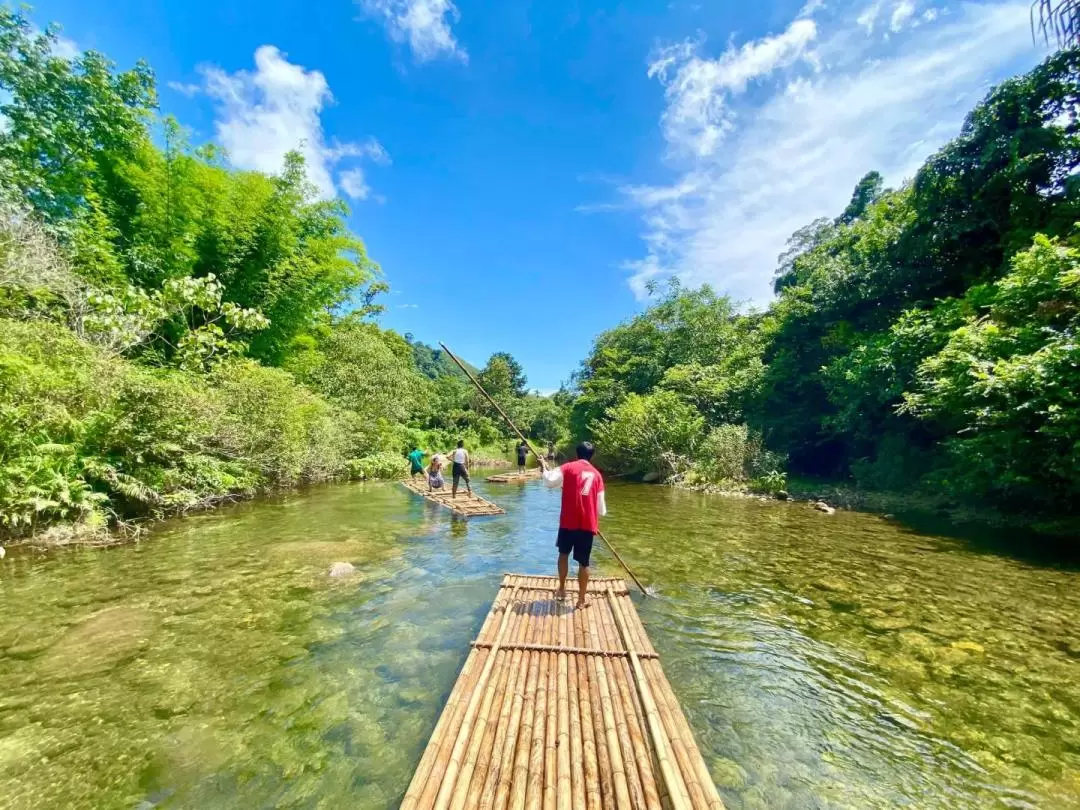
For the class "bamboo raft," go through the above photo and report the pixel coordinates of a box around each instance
[400,478,506,517]
[486,469,542,483]
[402,574,724,810]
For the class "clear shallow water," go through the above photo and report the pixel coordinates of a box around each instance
[0,479,1078,809]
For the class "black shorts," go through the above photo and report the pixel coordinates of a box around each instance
[517,456,527,466]
[556,528,594,567]
[452,461,470,485]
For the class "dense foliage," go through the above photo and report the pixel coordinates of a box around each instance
[574,49,1080,519]
[0,11,567,541]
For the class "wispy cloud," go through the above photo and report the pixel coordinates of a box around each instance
[339,167,371,200]
[359,0,467,63]
[199,46,388,201]
[51,34,79,60]
[167,80,202,97]
[648,17,818,157]
[592,1,1039,303]
[396,303,420,309]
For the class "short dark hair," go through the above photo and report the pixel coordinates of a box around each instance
[457,439,464,448]
[575,441,595,460]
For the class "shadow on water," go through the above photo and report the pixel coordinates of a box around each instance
[0,475,1079,809]
[874,509,1080,572]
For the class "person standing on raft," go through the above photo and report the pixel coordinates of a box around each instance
[516,440,528,474]
[450,440,472,498]
[407,447,425,480]
[541,441,607,609]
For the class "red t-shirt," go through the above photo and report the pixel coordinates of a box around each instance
[559,459,605,533]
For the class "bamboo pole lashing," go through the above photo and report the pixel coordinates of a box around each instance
[470,641,659,659]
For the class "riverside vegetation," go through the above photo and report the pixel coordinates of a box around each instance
[3,6,1080,544]
[0,9,570,544]
[573,48,1080,537]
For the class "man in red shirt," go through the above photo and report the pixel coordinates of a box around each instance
[541,441,607,609]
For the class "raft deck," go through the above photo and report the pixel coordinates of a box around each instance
[400,478,506,517]
[485,469,542,483]
[402,574,724,810]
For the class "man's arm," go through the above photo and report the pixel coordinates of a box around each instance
[541,460,564,488]
[597,489,608,517]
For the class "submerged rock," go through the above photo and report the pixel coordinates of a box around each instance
[39,606,155,677]
[813,501,836,514]
[328,561,356,578]
[775,490,789,500]
[711,757,749,789]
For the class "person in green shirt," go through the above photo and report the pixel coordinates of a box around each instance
[407,448,425,479]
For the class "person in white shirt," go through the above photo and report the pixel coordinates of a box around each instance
[450,440,471,498]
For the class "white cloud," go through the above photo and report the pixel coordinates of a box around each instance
[605,1,1037,304]
[648,18,818,157]
[359,0,467,63]
[857,1,883,32]
[396,303,420,309]
[799,0,828,17]
[51,35,79,60]
[167,80,202,97]
[339,167,371,200]
[890,0,917,31]
[200,46,388,201]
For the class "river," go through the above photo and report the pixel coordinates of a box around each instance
[0,477,1078,809]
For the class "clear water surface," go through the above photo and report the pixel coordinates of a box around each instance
[1,477,1078,809]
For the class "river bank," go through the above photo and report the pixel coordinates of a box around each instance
[671,476,1080,549]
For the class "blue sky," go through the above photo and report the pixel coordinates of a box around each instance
[32,0,1045,390]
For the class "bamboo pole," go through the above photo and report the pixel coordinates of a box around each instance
[543,601,559,810]
[475,598,531,810]
[524,597,552,810]
[594,593,652,810]
[440,342,650,597]
[492,596,541,810]
[646,659,725,810]
[507,598,547,810]
[582,605,614,810]
[606,587,693,810]
[434,587,521,810]
[573,602,602,810]
[584,597,632,809]
[402,646,483,810]
[451,600,526,810]
[415,647,492,809]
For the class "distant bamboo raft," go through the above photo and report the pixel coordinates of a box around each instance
[485,469,542,483]
[400,478,506,517]
[402,574,724,810]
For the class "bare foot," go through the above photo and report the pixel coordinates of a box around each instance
[556,589,566,601]
[575,599,588,610]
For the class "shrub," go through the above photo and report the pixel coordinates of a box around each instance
[347,451,408,480]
